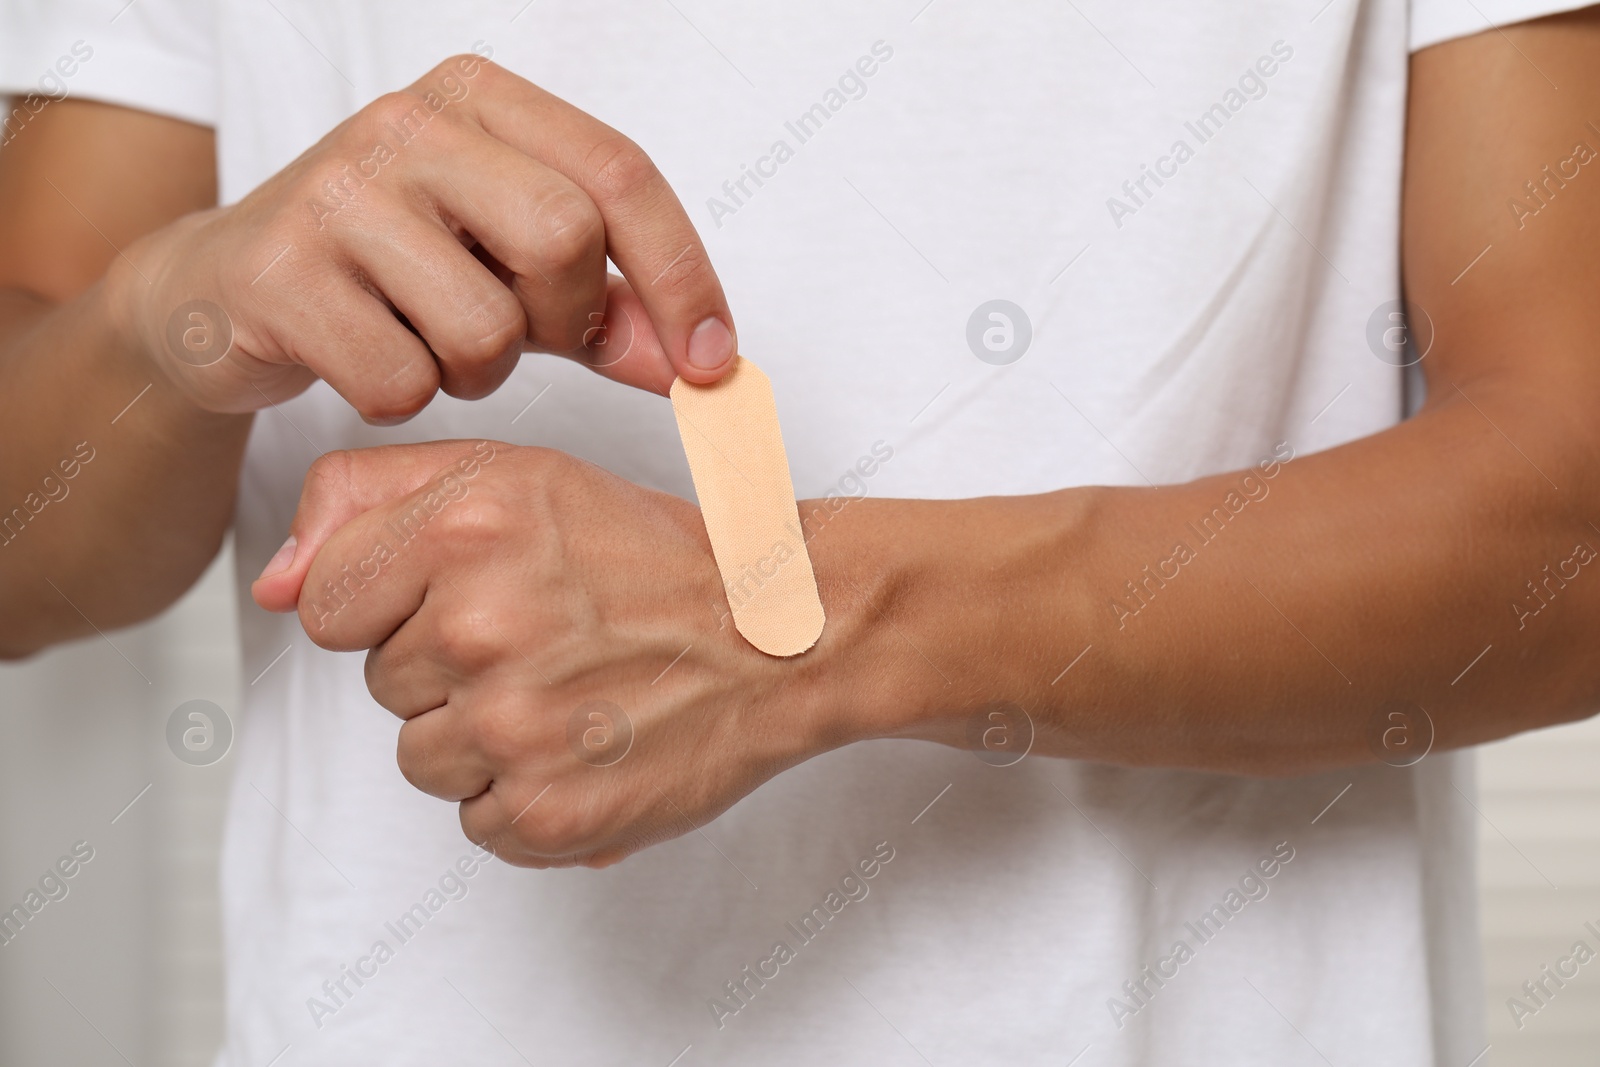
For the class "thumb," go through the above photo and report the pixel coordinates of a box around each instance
[568,275,736,396]
[251,441,498,612]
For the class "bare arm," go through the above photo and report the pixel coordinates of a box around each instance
[847,9,1600,773]
[0,100,246,656]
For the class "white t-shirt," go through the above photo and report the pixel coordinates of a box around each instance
[5,1,1590,1064]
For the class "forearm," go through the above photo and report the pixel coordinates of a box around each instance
[817,374,1600,775]
[0,283,251,657]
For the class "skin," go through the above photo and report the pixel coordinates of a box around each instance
[6,17,1600,869]
[248,12,1600,867]
[0,57,735,652]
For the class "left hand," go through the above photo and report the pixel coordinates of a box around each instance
[251,441,859,868]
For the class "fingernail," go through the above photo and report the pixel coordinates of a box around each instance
[258,536,297,580]
[687,317,734,371]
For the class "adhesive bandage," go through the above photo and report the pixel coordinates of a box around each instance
[670,357,825,657]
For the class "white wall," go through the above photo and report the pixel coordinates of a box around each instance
[1,546,1595,1064]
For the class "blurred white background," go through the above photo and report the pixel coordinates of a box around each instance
[0,541,1595,1065]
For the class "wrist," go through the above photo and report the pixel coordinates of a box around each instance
[787,496,915,751]
[798,490,1105,756]
[101,224,167,382]
[101,209,251,414]
[102,218,198,394]
[86,276,249,432]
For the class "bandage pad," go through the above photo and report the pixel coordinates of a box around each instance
[671,357,825,657]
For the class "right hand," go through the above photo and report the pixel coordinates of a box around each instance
[108,52,736,420]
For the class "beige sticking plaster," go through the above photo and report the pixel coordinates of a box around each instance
[670,357,825,657]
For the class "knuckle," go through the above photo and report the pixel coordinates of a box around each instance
[455,296,526,368]
[397,758,434,798]
[357,393,428,424]
[358,373,437,424]
[429,54,476,80]
[362,648,409,714]
[458,803,499,857]
[534,193,604,268]
[394,725,471,802]
[303,449,354,502]
[469,702,530,764]
[650,245,712,300]
[362,646,385,694]
[515,802,597,858]
[434,605,505,669]
[586,136,660,205]
[362,90,428,133]
[394,729,431,791]
[523,305,592,361]
[436,496,513,541]
[517,444,563,478]
[297,593,349,650]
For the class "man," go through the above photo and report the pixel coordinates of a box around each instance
[2,0,1597,1063]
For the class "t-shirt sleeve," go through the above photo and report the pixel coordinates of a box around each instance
[1411,0,1597,52]
[0,0,216,126]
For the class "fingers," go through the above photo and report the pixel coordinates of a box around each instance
[459,783,588,868]
[395,705,494,802]
[418,129,609,360]
[293,490,447,650]
[364,618,450,717]
[351,128,679,395]
[252,440,494,612]
[341,209,527,401]
[144,55,735,421]
[292,455,510,650]
[271,278,442,424]
[458,781,655,869]
[567,274,677,395]
[455,62,737,382]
